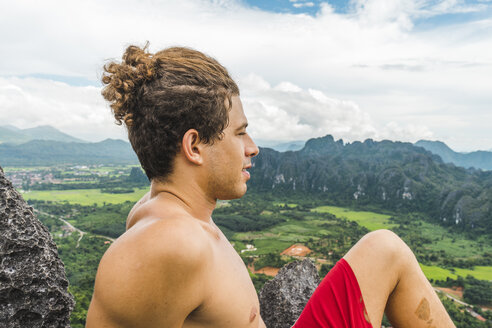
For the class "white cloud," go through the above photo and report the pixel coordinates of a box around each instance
[0,74,434,146]
[0,0,491,150]
[293,2,315,8]
[351,0,487,24]
[380,121,433,142]
[0,77,125,142]
[239,74,432,143]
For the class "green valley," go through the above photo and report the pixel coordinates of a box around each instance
[4,162,492,327]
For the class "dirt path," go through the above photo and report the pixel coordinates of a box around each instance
[434,288,488,321]
[435,287,463,300]
[34,209,115,247]
[58,217,86,247]
[247,264,280,277]
[281,244,312,257]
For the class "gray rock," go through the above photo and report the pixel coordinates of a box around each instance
[259,259,320,328]
[0,166,74,327]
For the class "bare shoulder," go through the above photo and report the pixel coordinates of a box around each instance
[125,191,151,229]
[87,215,212,327]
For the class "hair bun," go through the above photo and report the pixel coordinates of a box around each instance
[101,43,155,126]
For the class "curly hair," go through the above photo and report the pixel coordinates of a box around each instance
[101,43,239,181]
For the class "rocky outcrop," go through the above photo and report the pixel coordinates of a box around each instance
[259,259,320,328]
[250,135,492,233]
[0,166,74,327]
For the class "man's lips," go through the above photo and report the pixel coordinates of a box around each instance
[242,164,251,178]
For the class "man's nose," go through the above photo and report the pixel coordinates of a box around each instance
[246,136,259,158]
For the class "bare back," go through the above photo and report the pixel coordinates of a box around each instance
[87,192,266,328]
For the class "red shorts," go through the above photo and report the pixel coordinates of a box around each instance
[292,258,373,328]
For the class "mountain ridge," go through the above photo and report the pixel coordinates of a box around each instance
[415,140,492,171]
[0,125,86,144]
[250,135,492,236]
[0,138,138,166]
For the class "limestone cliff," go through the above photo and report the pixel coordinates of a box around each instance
[0,166,74,327]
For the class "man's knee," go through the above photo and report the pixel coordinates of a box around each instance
[344,229,414,301]
[358,229,414,267]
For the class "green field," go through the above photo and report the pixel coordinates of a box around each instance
[233,223,307,255]
[420,263,459,280]
[454,266,492,281]
[88,165,140,173]
[231,207,369,257]
[312,205,396,231]
[420,264,492,281]
[3,166,53,172]
[306,205,492,282]
[273,202,298,208]
[417,221,492,258]
[21,187,148,205]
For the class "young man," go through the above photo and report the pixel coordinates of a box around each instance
[86,45,455,327]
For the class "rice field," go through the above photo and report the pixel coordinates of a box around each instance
[311,205,396,231]
[420,263,492,281]
[21,187,148,205]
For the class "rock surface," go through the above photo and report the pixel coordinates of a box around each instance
[259,258,320,328]
[0,166,74,327]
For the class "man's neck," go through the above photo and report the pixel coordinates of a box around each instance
[149,177,216,223]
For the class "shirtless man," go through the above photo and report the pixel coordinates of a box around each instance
[86,44,455,327]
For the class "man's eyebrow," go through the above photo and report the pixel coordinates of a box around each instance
[235,122,248,131]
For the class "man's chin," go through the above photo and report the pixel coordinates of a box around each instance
[217,185,247,201]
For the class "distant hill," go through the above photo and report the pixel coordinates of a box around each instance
[255,139,306,152]
[0,126,31,144]
[0,125,86,144]
[250,135,492,236]
[415,140,492,171]
[0,139,138,166]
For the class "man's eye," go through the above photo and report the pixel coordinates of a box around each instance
[238,132,246,135]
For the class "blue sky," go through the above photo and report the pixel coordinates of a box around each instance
[242,0,492,25]
[0,0,491,151]
[242,0,334,15]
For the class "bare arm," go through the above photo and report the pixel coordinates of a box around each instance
[87,218,210,327]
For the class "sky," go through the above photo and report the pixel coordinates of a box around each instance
[0,0,491,152]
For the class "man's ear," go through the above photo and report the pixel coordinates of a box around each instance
[181,129,204,165]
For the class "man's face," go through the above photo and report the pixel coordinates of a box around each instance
[204,96,259,200]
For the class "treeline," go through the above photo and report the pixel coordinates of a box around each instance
[254,253,288,271]
[213,197,287,232]
[55,233,111,328]
[435,276,492,306]
[29,200,132,238]
[72,202,132,238]
[214,213,285,232]
[441,296,492,327]
[28,167,149,191]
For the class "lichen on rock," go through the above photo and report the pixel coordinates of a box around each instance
[259,258,320,328]
[0,166,74,327]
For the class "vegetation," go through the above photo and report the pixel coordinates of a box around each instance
[440,295,492,327]
[7,165,491,326]
[70,202,133,238]
[254,253,288,271]
[435,275,492,306]
[249,135,492,238]
[56,234,111,328]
